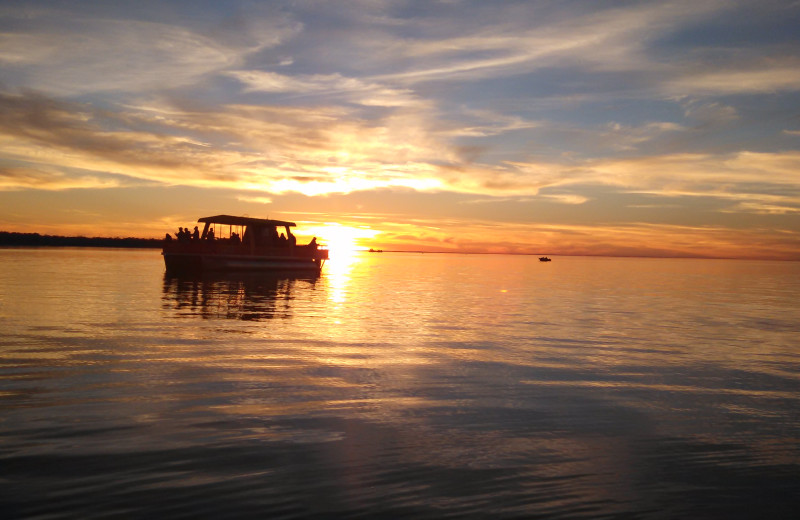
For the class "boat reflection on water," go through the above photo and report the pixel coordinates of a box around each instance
[162,272,319,321]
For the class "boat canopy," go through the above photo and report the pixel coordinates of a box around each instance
[197,215,296,228]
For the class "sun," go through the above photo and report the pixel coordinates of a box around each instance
[323,227,358,260]
[314,224,377,261]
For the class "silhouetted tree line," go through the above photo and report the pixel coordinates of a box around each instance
[0,231,162,249]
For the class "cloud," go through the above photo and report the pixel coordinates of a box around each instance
[0,90,233,185]
[0,89,451,194]
[0,9,299,95]
[226,70,425,108]
[368,0,727,85]
[506,150,800,214]
[665,61,800,96]
[539,194,590,205]
[591,121,686,152]
[0,165,123,191]
[443,108,541,137]
[237,195,273,205]
[336,1,800,108]
[682,101,739,125]
[723,200,800,215]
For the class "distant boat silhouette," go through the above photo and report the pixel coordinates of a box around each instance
[368,248,383,253]
[539,256,551,262]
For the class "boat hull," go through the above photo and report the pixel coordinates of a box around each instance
[163,244,326,275]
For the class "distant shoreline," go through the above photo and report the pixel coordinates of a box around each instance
[1,232,795,261]
[0,231,162,249]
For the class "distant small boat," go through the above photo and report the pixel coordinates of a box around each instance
[368,248,383,253]
[162,215,328,275]
[539,256,551,262]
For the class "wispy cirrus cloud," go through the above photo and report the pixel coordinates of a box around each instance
[226,70,425,108]
[681,101,739,125]
[664,60,800,96]
[509,151,800,201]
[0,8,299,95]
[367,0,728,85]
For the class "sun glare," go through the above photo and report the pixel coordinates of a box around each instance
[303,223,379,305]
[314,224,378,262]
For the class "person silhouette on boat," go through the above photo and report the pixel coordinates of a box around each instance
[192,226,200,241]
[288,231,296,247]
[269,227,279,247]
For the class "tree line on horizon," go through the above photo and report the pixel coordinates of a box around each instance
[0,231,162,249]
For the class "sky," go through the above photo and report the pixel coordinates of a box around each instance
[1,0,799,259]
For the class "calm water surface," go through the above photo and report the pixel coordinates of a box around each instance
[1,248,798,519]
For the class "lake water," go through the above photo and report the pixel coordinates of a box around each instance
[1,248,798,519]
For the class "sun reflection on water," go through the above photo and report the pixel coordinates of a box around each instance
[325,246,361,305]
[303,223,376,306]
